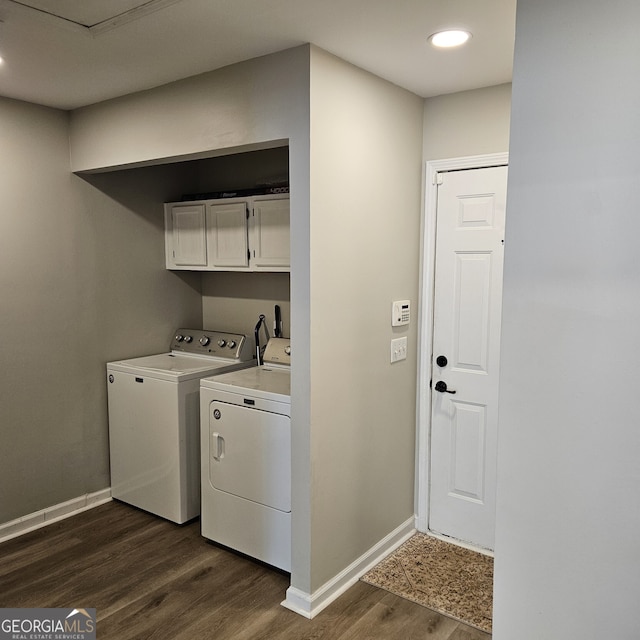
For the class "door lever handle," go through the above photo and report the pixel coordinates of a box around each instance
[434,380,456,394]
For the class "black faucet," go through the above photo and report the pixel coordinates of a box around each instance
[254,314,270,365]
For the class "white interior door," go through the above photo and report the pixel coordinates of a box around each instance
[429,165,508,550]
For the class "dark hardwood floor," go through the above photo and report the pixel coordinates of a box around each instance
[0,502,490,639]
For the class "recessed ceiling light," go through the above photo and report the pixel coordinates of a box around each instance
[429,30,472,48]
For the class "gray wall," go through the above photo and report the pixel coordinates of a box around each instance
[494,0,640,637]
[423,83,512,161]
[68,49,309,173]
[307,47,423,591]
[0,96,202,523]
[202,273,290,340]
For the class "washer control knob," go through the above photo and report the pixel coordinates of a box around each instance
[227,340,236,349]
[184,335,193,343]
[284,345,291,356]
[175,334,184,342]
[199,336,210,346]
[217,339,227,347]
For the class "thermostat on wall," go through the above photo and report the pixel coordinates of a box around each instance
[392,300,411,326]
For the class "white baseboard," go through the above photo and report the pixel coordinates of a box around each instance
[0,489,112,544]
[281,516,415,619]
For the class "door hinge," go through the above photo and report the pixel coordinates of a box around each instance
[433,173,444,186]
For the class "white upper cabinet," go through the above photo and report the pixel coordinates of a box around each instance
[165,195,289,272]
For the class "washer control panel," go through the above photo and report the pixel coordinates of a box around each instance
[171,329,252,360]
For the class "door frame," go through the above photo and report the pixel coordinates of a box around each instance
[415,152,509,534]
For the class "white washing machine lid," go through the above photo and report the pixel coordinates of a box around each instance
[107,352,253,382]
[200,364,290,403]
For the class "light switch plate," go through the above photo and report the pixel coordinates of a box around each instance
[391,336,408,363]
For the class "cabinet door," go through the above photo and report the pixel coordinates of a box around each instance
[170,204,207,267]
[249,198,290,270]
[206,202,249,268]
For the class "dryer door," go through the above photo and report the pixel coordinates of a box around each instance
[209,401,291,512]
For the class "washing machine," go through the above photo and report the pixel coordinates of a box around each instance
[200,337,291,571]
[107,328,254,524]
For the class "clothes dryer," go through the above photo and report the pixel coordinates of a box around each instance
[200,338,291,570]
[107,329,253,524]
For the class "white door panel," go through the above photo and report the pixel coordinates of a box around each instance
[448,400,486,502]
[429,165,507,550]
[250,198,290,268]
[208,401,291,513]
[172,204,207,266]
[453,252,492,371]
[206,202,249,267]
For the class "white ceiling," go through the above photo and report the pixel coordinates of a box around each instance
[0,0,516,111]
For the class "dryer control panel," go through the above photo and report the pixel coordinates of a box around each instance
[263,338,291,366]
